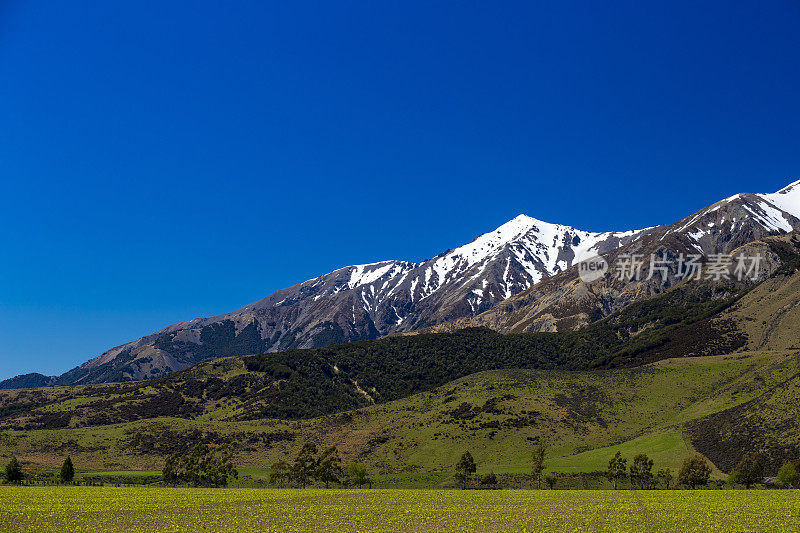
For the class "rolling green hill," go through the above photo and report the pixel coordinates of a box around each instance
[1,350,797,480]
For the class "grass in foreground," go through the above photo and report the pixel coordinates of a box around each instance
[0,487,798,532]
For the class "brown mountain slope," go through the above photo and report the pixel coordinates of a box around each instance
[431,197,800,336]
[718,238,800,352]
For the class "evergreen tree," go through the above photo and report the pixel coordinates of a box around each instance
[5,456,23,484]
[59,456,75,484]
[315,446,343,488]
[454,451,476,489]
[269,460,290,488]
[162,454,180,486]
[656,468,673,489]
[290,443,318,488]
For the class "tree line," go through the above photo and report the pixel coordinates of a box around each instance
[450,446,800,490]
[603,449,799,489]
[239,283,741,420]
[160,441,372,488]
[3,445,797,490]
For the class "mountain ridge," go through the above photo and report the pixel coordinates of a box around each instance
[429,180,800,335]
[2,179,799,388]
[34,216,658,386]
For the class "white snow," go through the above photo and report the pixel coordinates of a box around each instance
[409,277,419,302]
[757,179,800,221]
[233,179,800,344]
[405,214,650,302]
[743,202,794,233]
[687,228,707,242]
[347,262,407,290]
[391,306,404,325]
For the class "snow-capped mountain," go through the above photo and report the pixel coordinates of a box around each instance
[437,179,800,335]
[16,178,799,387]
[663,179,800,250]
[54,216,656,384]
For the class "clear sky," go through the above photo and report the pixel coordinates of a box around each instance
[1,1,799,379]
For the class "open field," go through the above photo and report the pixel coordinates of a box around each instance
[0,487,798,532]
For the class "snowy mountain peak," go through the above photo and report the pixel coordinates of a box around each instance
[663,178,800,249]
[757,179,800,221]
[495,214,540,233]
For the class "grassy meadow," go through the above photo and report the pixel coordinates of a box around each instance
[1,486,798,532]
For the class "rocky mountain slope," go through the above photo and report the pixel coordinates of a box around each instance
[432,180,800,335]
[4,232,795,420]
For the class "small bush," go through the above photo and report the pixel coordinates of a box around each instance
[480,472,497,486]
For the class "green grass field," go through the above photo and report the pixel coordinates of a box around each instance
[0,487,798,532]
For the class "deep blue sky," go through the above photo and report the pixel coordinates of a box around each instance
[1,1,799,379]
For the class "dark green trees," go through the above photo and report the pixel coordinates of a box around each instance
[656,468,673,489]
[454,451,476,489]
[5,456,23,484]
[59,456,75,484]
[268,460,290,488]
[630,454,654,489]
[605,452,627,490]
[678,455,711,489]
[272,443,349,489]
[162,444,238,487]
[531,445,546,489]
[315,446,343,488]
[162,454,180,486]
[290,443,318,488]
[479,472,497,486]
[733,452,763,489]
